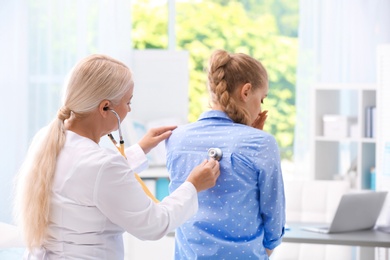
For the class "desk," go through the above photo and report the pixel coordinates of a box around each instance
[283,222,390,248]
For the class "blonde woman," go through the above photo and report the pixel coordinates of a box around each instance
[166,50,285,259]
[14,54,220,259]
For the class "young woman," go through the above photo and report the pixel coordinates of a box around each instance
[166,49,285,259]
[14,54,220,259]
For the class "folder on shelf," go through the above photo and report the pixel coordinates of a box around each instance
[365,106,376,138]
[156,178,170,201]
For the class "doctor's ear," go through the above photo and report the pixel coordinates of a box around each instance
[99,100,111,114]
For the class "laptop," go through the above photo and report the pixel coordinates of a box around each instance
[301,191,388,234]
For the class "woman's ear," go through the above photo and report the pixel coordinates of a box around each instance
[240,83,252,102]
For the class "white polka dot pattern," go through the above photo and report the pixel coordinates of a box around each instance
[166,110,286,259]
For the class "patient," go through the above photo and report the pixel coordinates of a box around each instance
[165,49,286,259]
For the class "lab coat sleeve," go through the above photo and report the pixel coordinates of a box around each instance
[125,143,148,173]
[94,157,198,240]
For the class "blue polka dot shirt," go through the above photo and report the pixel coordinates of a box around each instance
[165,110,286,260]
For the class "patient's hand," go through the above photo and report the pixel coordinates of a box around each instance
[252,110,268,130]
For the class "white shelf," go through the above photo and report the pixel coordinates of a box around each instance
[314,136,376,143]
[311,83,377,189]
[138,166,169,178]
[314,83,376,90]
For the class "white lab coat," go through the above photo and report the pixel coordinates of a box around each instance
[26,130,198,260]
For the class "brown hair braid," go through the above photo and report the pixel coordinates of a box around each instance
[207,49,268,125]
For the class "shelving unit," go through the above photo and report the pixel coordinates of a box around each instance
[311,83,376,190]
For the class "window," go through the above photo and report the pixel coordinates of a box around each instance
[132,0,299,163]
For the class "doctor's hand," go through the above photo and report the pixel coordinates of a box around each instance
[186,159,220,192]
[252,110,268,130]
[138,125,177,154]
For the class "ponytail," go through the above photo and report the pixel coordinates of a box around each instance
[14,108,69,249]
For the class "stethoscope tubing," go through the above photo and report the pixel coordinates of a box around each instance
[108,109,124,144]
[107,109,159,203]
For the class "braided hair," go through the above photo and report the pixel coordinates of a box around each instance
[207,49,268,125]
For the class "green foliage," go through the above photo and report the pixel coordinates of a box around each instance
[131,0,298,160]
[132,1,168,49]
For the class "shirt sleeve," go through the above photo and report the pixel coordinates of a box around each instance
[94,156,198,240]
[257,135,286,250]
[125,143,148,173]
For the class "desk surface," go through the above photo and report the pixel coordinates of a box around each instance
[283,222,390,248]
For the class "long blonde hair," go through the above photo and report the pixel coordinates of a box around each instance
[207,49,268,125]
[14,54,133,250]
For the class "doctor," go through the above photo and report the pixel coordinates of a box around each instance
[14,54,220,259]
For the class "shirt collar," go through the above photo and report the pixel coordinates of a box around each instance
[66,130,100,148]
[198,110,233,122]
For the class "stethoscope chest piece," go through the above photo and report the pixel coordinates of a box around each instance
[208,148,223,161]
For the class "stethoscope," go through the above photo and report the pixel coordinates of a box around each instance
[208,148,223,161]
[106,108,125,156]
[106,107,223,203]
[106,108,160,203]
